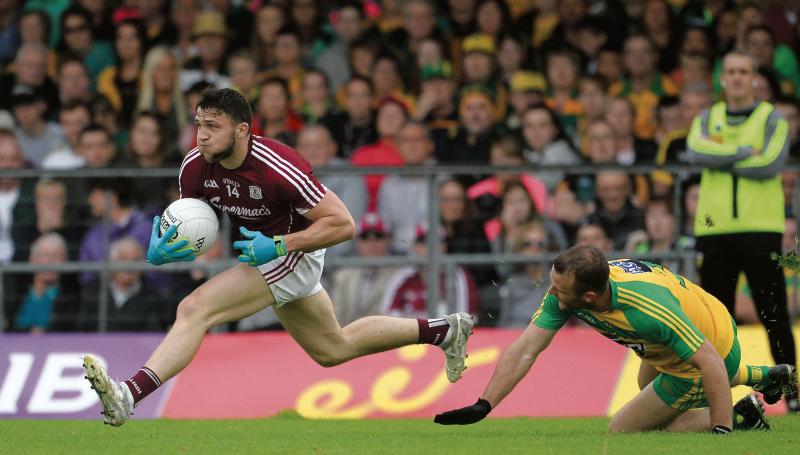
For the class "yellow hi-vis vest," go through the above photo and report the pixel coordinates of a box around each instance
[694,102,785,236]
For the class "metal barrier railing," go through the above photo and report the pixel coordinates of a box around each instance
[1,162,795,331]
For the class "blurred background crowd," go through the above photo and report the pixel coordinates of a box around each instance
[1,0,800,333]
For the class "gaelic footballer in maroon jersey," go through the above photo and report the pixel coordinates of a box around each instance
[82,88,473,428]
[179,135,327,237]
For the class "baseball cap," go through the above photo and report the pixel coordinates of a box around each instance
[510,71,547,93]
[462,34,496,55]
[357,212,388,238]
[420,61,453,81]
[193,10,227,38]
[10,84,44,107]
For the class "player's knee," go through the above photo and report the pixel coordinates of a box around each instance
[308,350,348,368]
[176,294,209,324]
[607,415,638,434]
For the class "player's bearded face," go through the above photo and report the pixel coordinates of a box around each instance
[549,269,587,310]
[196,109,238,163]
[206,132,236,163]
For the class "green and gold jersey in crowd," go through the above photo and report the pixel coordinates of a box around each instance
[532,259,736,378]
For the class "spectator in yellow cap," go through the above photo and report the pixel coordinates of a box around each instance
[461,33,508,119]
[505,70,547,133]
[461,34,496,85]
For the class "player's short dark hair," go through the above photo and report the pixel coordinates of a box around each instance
[553,245,610,296]
[197,87,253,132]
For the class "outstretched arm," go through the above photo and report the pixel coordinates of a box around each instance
[434,323,557,424]
[686,340,733,431]
[482,323,557,407]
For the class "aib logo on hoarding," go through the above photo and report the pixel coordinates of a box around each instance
[0,353,104,415]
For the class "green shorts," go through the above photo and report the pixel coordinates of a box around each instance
[652,337,741,411]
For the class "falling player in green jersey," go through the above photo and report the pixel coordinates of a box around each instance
[435,245,797,433]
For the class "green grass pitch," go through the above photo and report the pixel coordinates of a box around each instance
[3,413,800,454]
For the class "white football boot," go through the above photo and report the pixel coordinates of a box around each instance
[440,312,475,383]
[83,355,133,426]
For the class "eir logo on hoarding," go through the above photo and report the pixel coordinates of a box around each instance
[0,353,103,414]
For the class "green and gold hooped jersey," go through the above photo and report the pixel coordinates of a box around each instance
[532,260,736,378]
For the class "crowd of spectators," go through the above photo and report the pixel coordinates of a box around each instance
[2,0,800,332]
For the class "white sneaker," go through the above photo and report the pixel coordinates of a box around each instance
[440,313,474,383]
[83,355,133,427]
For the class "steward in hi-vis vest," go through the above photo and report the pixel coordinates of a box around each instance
[686,51,797,413]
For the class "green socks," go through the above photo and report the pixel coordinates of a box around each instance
[739,365,773,390]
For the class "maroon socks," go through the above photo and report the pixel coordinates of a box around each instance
[124,367,162,405]
[417,318,450,345]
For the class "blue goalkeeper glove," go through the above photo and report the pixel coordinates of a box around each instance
[233,227,287,266]
[146,216,196,265]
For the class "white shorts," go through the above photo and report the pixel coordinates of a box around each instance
[257,248,325,306]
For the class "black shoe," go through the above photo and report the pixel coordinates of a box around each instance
[734,394,771,431]
[759,364,797,405]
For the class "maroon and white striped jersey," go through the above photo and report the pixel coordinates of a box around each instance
[179,135,327,236]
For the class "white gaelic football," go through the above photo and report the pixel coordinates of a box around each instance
[160,198,219,256]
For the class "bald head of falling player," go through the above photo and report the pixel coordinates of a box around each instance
[194,88,253,166]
